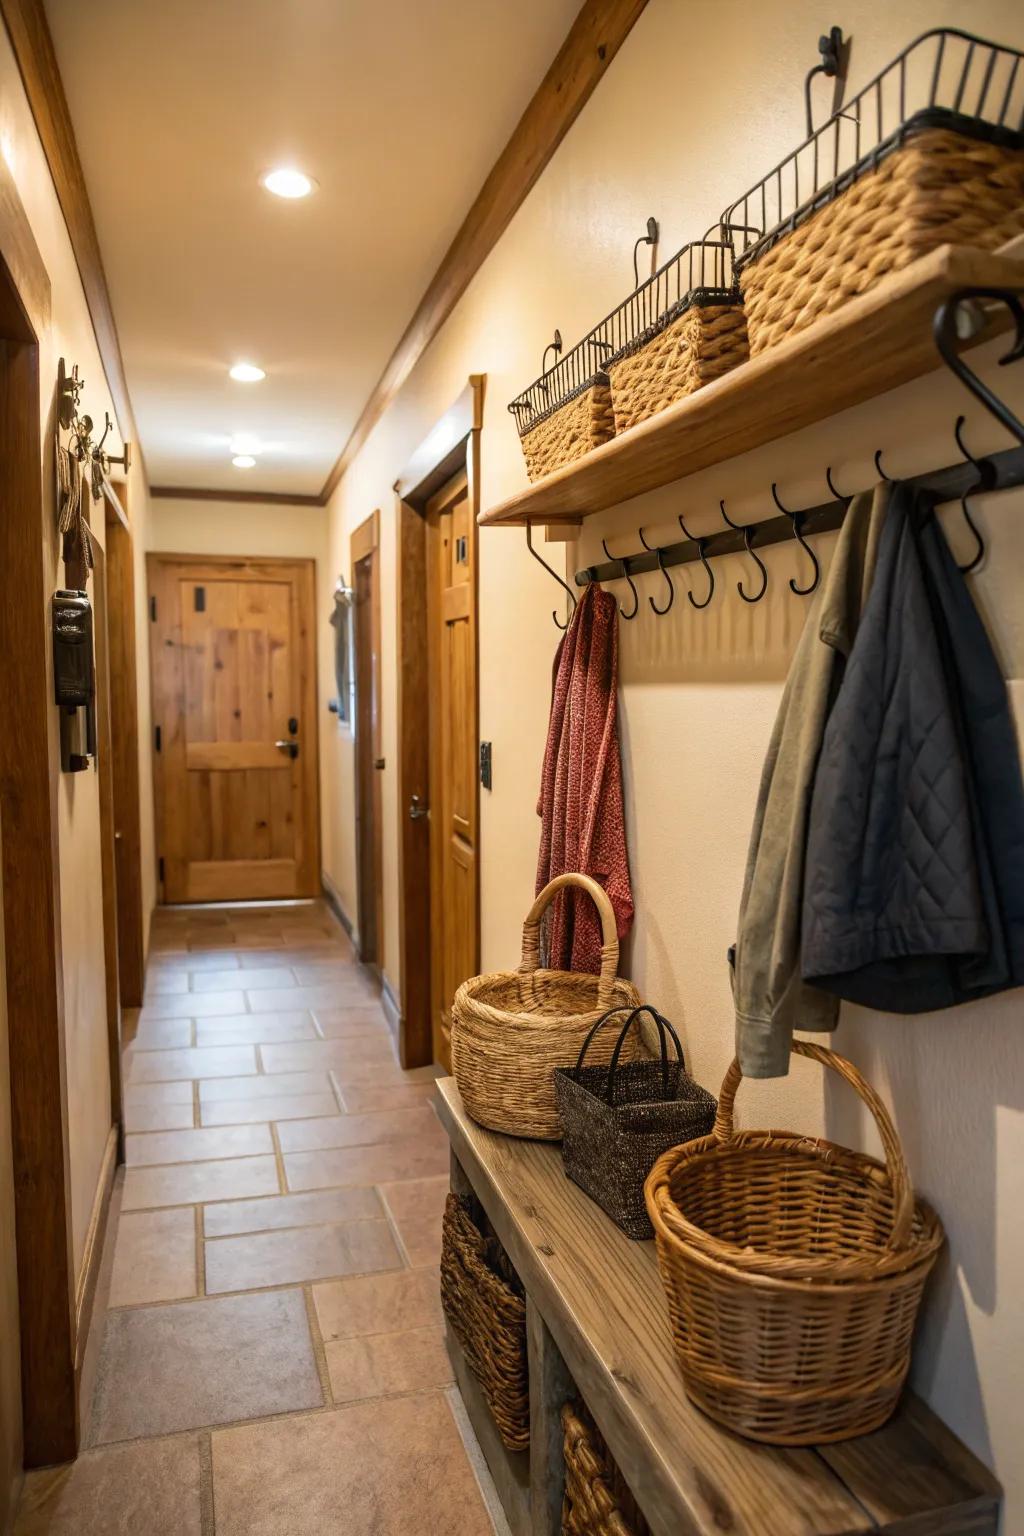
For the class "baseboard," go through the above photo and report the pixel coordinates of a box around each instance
[74,1125,118,1378]
[320,869,355,944]
[381,972,402,1047]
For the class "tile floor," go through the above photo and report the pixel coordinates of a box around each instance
[16,900,506,1536]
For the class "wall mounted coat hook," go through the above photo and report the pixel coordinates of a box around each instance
[804,25,847,134]
[825,466,849,501]
[632,216,660,288]
[536,330,563,395]
[637,527,674,614]
[953,415,995,574]
[771,483,820,596]
[874,449,893,482]
[934,287,1024,446]
[601,538,639,620]
[677,514,715,609]
[720,501,768,603]
[526,521,577,630]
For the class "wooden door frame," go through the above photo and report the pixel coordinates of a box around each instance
[91,540,124,1166]
[147,553,321,903]
[0,156,80,1463]
[394,376,484,1067]
[350,512,384,968]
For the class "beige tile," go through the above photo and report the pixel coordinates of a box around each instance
[205,1217,401,1293]
[124,1079,195,1108]
[337,1082,439,1114]
[326,1324,452,1403]
[127,1045,257,1083]
[198,1070,330,1102]
[15,1435,201,1535]
[192,966,296,991]
[144,971,190,996]
[125,1123,273,1167]
[124,1100,196,1133]
[90,1291,322,1442]
[196,1014,318,1046]
[109,1208,197,1306]
[139,990,247,1019]
[211,1394,491,1536]
[276,1107,438,1154]
[313,1266,442,1342]
[293,963,366,985]
[177,949,240,971]
[123,1155,279,1210]
[258,1037,396,1075]
[312,1007,388,1038]
[249,983,379,1014]
[128,1019,193,1051]
[237,948,317,969]
[379,1175,449,1267]
[204,1187,382,1238]
[200,1091,338,1126]
[283,1134,448,1193]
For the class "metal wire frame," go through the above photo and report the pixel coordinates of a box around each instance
[507,239,738,439]
[721,28,1024,272]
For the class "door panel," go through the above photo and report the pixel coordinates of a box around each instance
[149,557,319,903]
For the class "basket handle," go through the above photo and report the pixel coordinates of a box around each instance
[574,1005,684,1104]
[713,1040,915,1251]
[519,872,620,1009]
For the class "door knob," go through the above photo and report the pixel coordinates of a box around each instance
[275,739,299,760]
[409,794,429,821]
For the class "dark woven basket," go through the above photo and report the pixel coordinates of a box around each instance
[554,1006,717,1240]
[440,1193,530,1451]
[561,1400,650,1536]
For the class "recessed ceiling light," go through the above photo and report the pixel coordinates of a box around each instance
[261,167,316,199]
[230,433,262,456]
[232,455,256,469]
[229,362,266,383]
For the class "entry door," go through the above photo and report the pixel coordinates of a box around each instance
[148,556,319,903]
[426,472,479,1070]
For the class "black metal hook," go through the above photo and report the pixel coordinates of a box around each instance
[953,415,995,575]
[804,26,846,136]
[525,522,577,630]
[637,528,674,615]
[874,449,892,483]
[719,501,768,604]
[601,539,639,620]
[825,466,849,501]
[632,216,660,289]
[934,287,1024,447]
[771,483,820,596]
[677,514,715,610]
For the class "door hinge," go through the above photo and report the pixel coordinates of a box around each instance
[158,855,165,883]
[149,595,157,622]
[154,724,162,752]
[194,586,206,612]
[479,740,492,790]
[455,535,468,564]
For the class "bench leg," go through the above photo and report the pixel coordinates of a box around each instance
[527,1297,576,1536]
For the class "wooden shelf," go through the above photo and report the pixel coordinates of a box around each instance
[480,244,1024,527]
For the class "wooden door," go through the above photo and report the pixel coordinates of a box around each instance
[148,556,319,903]
[426,471,479,1070]
[352,512,383,966]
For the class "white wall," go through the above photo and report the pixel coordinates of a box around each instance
[321,0,1024,1526]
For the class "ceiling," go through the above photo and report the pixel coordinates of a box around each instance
[45,0,581,496]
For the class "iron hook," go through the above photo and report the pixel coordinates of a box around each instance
[874,449,893,483]
[825,466,849,501]
[771,483,820,596]
[934,287,1024,447]
[601,538,640,620]
[719,501,768,603]
[953,415,995,575]
[637,528,674,615]
[525,521,577,630]
[677,514,715,610]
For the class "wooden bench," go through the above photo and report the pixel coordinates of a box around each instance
[435,1077,1001,1536]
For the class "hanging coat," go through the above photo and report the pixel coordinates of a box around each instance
[536,582,634,972]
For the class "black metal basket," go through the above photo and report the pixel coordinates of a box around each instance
[554,1006,717,1241]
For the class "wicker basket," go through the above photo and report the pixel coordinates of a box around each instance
[451,873,641,1141]
[554,1006,717,1240]
[561,1401,650,1536]
[722,31,1024,356]
[509,337,615,483]
[644,1041,945,1445]
[440,1193,529,1452]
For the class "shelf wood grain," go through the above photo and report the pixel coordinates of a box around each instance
[480,243,1024,528]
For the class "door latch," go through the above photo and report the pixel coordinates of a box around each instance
[275,739,299,760]
[409,794,429,821]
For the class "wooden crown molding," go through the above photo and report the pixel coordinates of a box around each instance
[319,0,649,505]
[150,485,325,508]
[1,0,139,454]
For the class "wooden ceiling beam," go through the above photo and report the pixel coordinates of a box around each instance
[319,0,649,505]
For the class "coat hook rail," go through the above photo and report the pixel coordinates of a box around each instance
[574,441,1024,590]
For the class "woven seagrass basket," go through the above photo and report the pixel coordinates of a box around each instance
[645,1041,945,1446]
[451,872,641,1141]
[509,336,615,483]
[561,1401,650,1536]
[723,30,1024,357]
[440,1193,529,1452]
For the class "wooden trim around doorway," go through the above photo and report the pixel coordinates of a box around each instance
[104,492,145,1007]
[351,512,384,969]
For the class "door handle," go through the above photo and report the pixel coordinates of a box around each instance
[409,794,429,820]
[275,739,299,760]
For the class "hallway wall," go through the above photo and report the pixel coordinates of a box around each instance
[321,0,1024,1525]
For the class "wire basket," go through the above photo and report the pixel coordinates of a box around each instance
[561,1401,650,1536]
[721,28,1024,355]
[554,1006,717,1240]
[508,336,615,483]
[644,1041,945,1445]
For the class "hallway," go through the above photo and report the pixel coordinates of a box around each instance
[15,903,502,1534]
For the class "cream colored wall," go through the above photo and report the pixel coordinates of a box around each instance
[1,23,154,1294]
[322,0,1024,1525]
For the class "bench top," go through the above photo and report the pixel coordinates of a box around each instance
[435,1077,1000,1536]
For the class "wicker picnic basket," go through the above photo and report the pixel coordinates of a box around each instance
[561,1401,650,1536]
[440,1193,529,1452]
[645,1041,945,1446]
[603,238,747,435]
[451,872,641,1141]
[508,335,615,483]
[554,1005,717,1240]
[722,29,1024,357]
